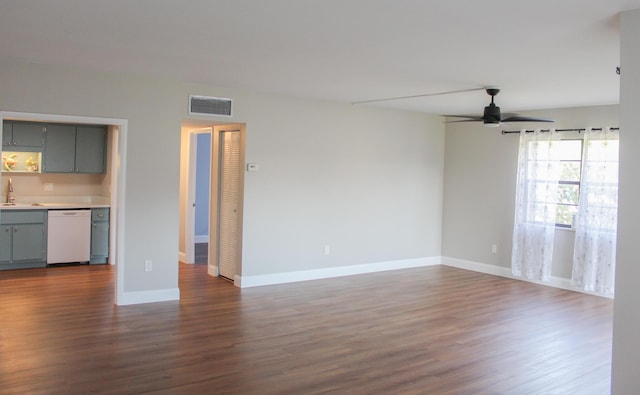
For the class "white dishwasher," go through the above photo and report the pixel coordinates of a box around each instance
[47,210,92,264]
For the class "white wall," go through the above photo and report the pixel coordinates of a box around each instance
[0,57,444,299]
[240,97,444,276]
[612,8,640,394]
[442,105,619,280]
[0,59,183,296]
[179,85,446,277]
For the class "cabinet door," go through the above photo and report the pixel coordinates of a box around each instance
[75,126,106,174]
[12,223,45,262]
[2,121,12,147]
[43,124,76,173]
[12,122,44,148]
[91,221,109,258]
[0,225,12,263]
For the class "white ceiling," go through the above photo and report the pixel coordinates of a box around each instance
[1,0,638,115]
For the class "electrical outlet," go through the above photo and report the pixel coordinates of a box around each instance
[324,245,331,255]
[491,244,498,254]
[44,183,54,191]
[144,259,153,272]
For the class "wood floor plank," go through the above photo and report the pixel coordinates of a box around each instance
[0,263,613,394]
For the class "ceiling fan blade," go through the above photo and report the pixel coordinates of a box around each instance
[445,119,484,123]
[446,114,484,119]
[501,116,555,123]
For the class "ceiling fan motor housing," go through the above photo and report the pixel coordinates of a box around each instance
[483,103,501,124]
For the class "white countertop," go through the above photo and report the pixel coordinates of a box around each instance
[0,202,110,210]
[0,195,110,210]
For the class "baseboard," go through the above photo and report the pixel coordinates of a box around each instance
[116,288,180,306]
[441,256,612,299]
[234,256,442,288]
[194,235,209,243]
[208,264,218,277]
[441,256,513,278]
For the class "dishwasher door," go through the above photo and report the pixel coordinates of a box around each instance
[47,210,92,264]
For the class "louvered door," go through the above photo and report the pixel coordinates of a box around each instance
[217,130,241,280]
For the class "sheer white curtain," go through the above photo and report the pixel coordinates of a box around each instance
[512,129,561,281]
[572,128,619,296]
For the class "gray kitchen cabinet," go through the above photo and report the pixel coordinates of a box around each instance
[0,225,11,262]
[2,120,11,147]
[43,124,106,174]
[90,208,109,264]
[2,121,44,151]
[0,210,47,270]
[43,124,76,172]
[75,126,107,174]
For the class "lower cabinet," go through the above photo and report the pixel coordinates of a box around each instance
[0,210,47,270]
[90,208,109,264]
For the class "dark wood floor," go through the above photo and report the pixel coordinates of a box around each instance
[0,263,613,394]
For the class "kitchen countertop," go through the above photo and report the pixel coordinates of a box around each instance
[0,203,110,210]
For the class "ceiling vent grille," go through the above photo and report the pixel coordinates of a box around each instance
[189,95,233,117]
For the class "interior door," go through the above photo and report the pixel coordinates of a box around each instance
[217,130,241,280]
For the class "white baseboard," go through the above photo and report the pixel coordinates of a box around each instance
[441,256,612,299]
[208,264,218,277]
[117,288,180,306]
[194,235,209,243]
[441,256,513,278]
[235,256,442,288]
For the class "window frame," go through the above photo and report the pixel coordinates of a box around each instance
[525,138,583,229]
[555,138,583,228]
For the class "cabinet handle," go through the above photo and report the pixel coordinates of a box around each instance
[14,228,18,232]
[4,227,9,232]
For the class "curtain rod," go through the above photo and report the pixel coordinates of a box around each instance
[501,127,619,135]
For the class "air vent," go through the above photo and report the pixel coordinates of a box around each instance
[189,95,233,117]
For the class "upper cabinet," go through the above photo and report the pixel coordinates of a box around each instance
[2,121,45,151]
[43,124,106,174]
[75,126,108,174]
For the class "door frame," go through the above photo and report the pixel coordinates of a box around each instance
[209,123,246,282]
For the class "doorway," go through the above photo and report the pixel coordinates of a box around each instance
[183,123,245,284]
[0,111,127,304]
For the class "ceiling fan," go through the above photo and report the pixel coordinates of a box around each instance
[447,88,554,127]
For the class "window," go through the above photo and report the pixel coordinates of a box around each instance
[525,137,620,228]
[526,139,582,228]
[513,128,620,290]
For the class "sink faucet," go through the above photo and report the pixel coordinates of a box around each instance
[7,177,15,204]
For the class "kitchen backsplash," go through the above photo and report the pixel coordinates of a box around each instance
[0,173,109,202]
